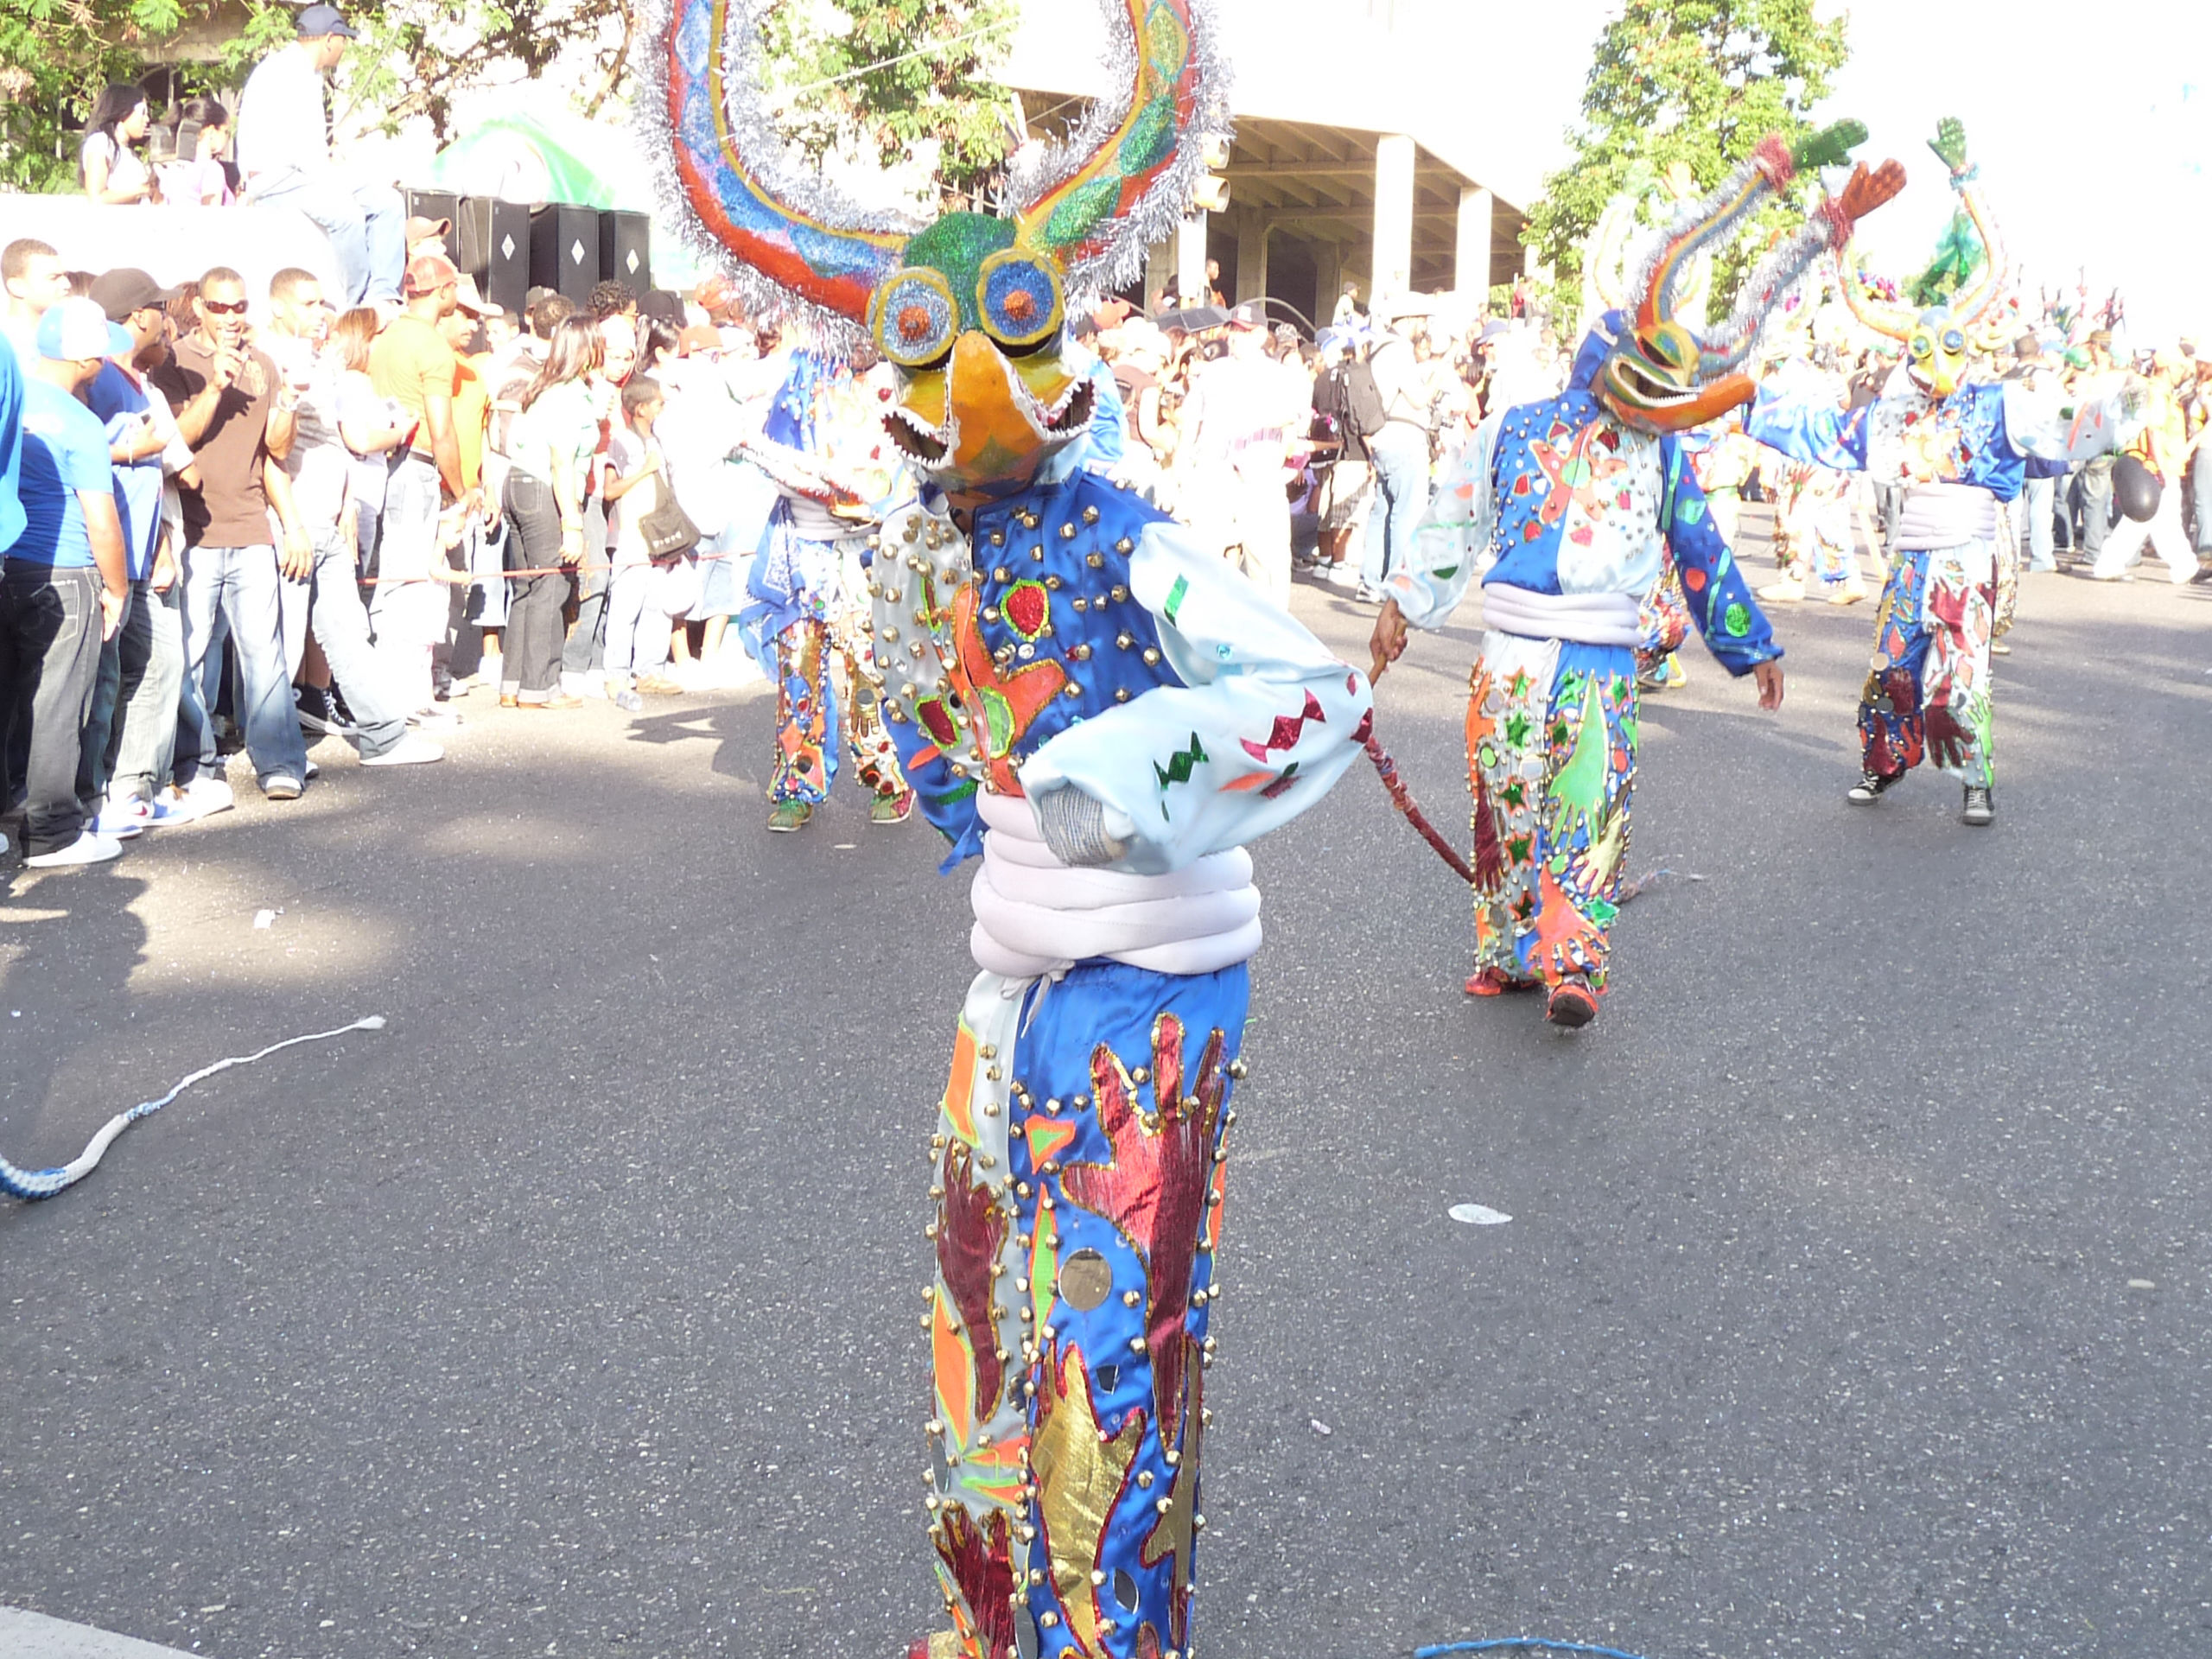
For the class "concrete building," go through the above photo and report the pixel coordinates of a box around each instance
[999,0,1530,327]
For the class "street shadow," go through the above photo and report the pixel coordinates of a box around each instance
[0,863,151,1200]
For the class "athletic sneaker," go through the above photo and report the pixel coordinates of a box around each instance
[25,830,124,868]
[409,707,462,732]
[88,803,146,840]
[1323,563,1361,589]
[1961,785,1995,827]
[359,733,446,767]
[610,688,645,713]
[262,774,304,801]
[1846,769,1897,804]
[296,684,353,737]
[166,776,235,819]
[108,794,185,830]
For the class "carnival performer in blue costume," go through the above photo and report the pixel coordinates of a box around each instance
[1750,120,2121,827]
[737,347,917,830]
[1371,128,1904,1028]
[642,0,1371,1653]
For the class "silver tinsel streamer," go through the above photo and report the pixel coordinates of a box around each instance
[632,0,924,348]
[1002,0,1236,303]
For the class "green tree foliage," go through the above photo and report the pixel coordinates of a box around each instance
[0,0,184,191]
[1,0,1017,202]
[761,0,1020,207]
[1522,0,1849,317]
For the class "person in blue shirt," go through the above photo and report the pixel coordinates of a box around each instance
[0,333,24,558]
[0,298,131,866]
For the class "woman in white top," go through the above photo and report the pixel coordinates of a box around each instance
[80,85,157,205]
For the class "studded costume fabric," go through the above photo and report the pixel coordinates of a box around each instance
[1389,320,1781,998]
[1749,373,2114,793]
[872,467,1368,1656]
[639,0,1368,1645]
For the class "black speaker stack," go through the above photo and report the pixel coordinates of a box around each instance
[404,189,655,319]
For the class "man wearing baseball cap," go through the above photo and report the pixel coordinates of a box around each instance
[233,3,403,308]
[0,300,133,865]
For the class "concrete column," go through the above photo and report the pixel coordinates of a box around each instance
[1234,210,1269,305]
[1455,185,1494,300]
[1177,215,1208,302]
[1371,132,1415,309]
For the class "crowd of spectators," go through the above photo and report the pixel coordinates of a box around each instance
[0,226,804,869]
[6,178,2207,870]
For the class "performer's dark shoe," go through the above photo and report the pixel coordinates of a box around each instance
[1466,967,1541,998]
[1544,976,1600,1029]
[1847,768,1899,804]
[1961,785,1995,826]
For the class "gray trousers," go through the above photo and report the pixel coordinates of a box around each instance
[280,529,410,758]
[92,579,185,806]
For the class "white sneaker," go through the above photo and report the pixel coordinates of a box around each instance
[262,774,304,801]
[359,733,445,767]
[409,706,463,732]
[26,830,124,868]
[169,776,235,819]
[89,803,146,840]
[111,794,185,830]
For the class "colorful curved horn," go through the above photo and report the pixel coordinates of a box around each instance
[644,0,915,331]
[1944,181,2008,329]
[1007,0,1234,294]
[1839,249,1916,341]
[1628,136,1794,340]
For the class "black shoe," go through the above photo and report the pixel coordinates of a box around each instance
[1847,769,1897,804]
[295,684,353,737]
[1962,785,1994,826]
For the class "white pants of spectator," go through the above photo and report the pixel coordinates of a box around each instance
[1225,461,1292,609]
[370,453,447,715]
[2091,486,2196,585]
[606,558,703,678]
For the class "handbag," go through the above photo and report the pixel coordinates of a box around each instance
[637,473,702,560]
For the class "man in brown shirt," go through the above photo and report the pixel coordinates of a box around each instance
[149,264,313,801]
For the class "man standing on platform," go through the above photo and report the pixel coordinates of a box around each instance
[235,4,404,308]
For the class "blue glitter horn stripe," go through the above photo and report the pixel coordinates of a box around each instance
[2,1015,386,1201]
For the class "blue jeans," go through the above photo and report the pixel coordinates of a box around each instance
[178,543,310,789]
[1361,423,1432,590]
[248,171,404,307]
[281,530,410,757]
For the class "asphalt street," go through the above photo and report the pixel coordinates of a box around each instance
[3,537,2209,1659]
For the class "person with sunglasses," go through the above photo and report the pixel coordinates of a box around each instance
[149,266,315,806]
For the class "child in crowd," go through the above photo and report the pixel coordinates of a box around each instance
[601,377,688,711]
